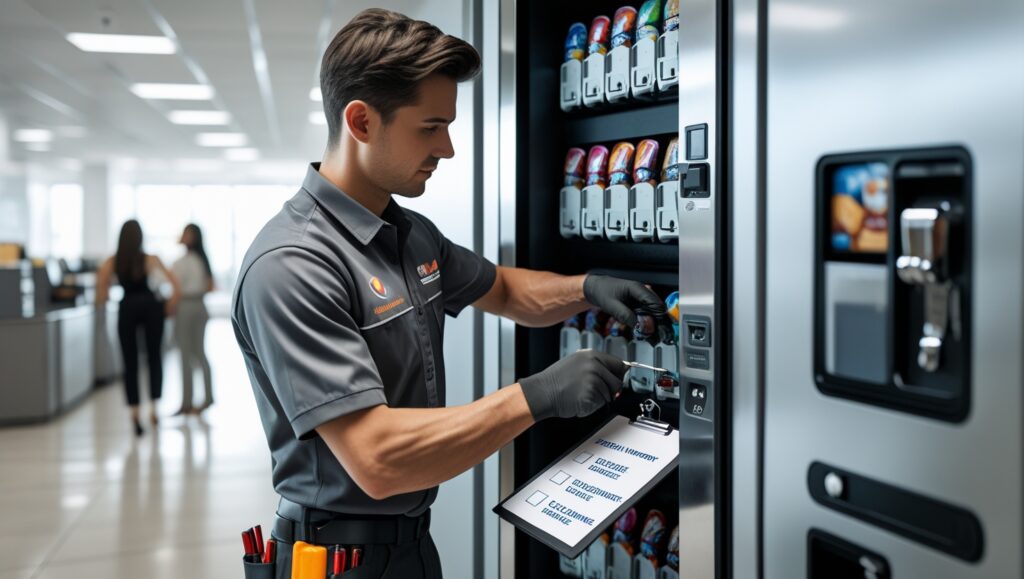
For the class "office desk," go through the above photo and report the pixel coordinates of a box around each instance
[0,305,96,425]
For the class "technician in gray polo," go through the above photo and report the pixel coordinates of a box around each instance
[232,9,666,578]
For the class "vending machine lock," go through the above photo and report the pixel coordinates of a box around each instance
[896,204,961,372]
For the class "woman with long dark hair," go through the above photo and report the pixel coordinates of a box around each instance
[171,224,215,415]
[96,220,181,436]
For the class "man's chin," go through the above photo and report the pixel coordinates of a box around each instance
[391,184,427,198]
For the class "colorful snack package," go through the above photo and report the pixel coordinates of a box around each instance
[612,507,639,554]
[666,525,680,570]
[639,510,669,563]
[633,139,661,187]
[564,147,586,189]
[608,141,636,187]
[565,22,587,62]
[664,0,680,32]
[636,0,662,43]
[661,137,680,182]
[588,15,611,56]
[585,145,610,188]
[610,6,638,49]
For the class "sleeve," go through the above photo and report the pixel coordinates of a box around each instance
[237,247,388,439]
[437,234,497,318]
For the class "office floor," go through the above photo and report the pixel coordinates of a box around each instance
[0,319,279,579]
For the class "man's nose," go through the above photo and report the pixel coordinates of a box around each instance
[435,131,455,159]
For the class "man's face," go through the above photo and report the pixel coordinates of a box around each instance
[366,74,457,198]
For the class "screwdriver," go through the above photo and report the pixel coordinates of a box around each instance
[623,361,669,373]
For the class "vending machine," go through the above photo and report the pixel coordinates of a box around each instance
[488,0,720,577]
[760,0,1024,577]
[484,0,1023,577]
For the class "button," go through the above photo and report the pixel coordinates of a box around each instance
[824,472,845,499]
[684,381,708,417]
[418,307,424,316]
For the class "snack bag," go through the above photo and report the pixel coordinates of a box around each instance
[639,510,669,563]
[608,141,636,187]
[565,22,587,62]
[610,6,638,49]
[636,0,662,43]
[666,525,680,570]
[661,138,680,182]
[585,145,610,188]
[564,147,586,189]
[612,507,639,554]
[633,139,661,187]
[588,15,611,56]
[664,0,680,32]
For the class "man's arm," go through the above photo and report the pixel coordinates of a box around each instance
[472,266,589,327]
[316,349,625,500]
[317,384,533,500]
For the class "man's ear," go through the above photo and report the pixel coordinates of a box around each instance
[343,100,378,144]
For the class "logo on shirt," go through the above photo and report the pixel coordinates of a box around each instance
[368,276,389,300]
[416,259,441,285]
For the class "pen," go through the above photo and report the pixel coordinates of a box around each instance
[623,361,669,373]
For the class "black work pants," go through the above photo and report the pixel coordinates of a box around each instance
[271,529,443,579]
[117,296,165,406]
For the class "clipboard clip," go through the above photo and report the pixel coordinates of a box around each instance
[631,399,673,436]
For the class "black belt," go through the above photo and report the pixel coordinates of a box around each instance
[273,509,431,546]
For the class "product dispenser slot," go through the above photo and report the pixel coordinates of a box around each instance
[808,529,890,579]
[814,148,972,422]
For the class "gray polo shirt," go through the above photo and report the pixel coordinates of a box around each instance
[231,163,496,516]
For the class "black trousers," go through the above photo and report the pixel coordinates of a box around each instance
[117,296,165,406]
[271,530,443,579]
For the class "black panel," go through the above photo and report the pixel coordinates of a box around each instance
[808,529,890,579]
[808,462,984,562]
[514,0,686,575]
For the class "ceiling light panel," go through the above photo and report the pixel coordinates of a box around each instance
[66,33,176,54]
[131,83,214,100]
[196,133,247,147]
[14,129,53,143]
[168,110,231,125]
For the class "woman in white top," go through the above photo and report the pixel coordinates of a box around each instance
[171,224,215,415]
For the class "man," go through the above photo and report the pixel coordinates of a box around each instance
[232,8,666,578]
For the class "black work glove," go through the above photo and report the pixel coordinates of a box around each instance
[583,274,666,327]
[519,350,627,422]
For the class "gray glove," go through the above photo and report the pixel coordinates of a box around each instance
[583,274,666,327]
[519,350,627,421]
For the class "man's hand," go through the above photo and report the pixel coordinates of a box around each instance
[518,350,627,422]
[583,274,666,326]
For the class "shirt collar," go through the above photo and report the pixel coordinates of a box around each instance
[302,162,409,245]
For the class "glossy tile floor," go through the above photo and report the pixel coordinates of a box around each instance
[0,319,278,579]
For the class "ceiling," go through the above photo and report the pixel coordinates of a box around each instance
[0,0,466,169]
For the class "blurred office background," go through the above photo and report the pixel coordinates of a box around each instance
[0,1,487,577]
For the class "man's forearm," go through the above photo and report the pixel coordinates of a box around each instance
[496,267,590,327]
[319,384,534,499]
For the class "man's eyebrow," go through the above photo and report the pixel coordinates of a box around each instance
[422,117,453,123]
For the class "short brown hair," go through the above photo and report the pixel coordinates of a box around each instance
[320,9,481,146]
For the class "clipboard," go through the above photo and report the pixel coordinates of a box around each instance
[493,400,679,559]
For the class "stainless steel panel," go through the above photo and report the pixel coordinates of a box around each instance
[493,1,517,578]
[763,1,1024,577]
[729,0,763,575]
[677,0,718,576]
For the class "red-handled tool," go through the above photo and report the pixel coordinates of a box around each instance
[331,546,347,575]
